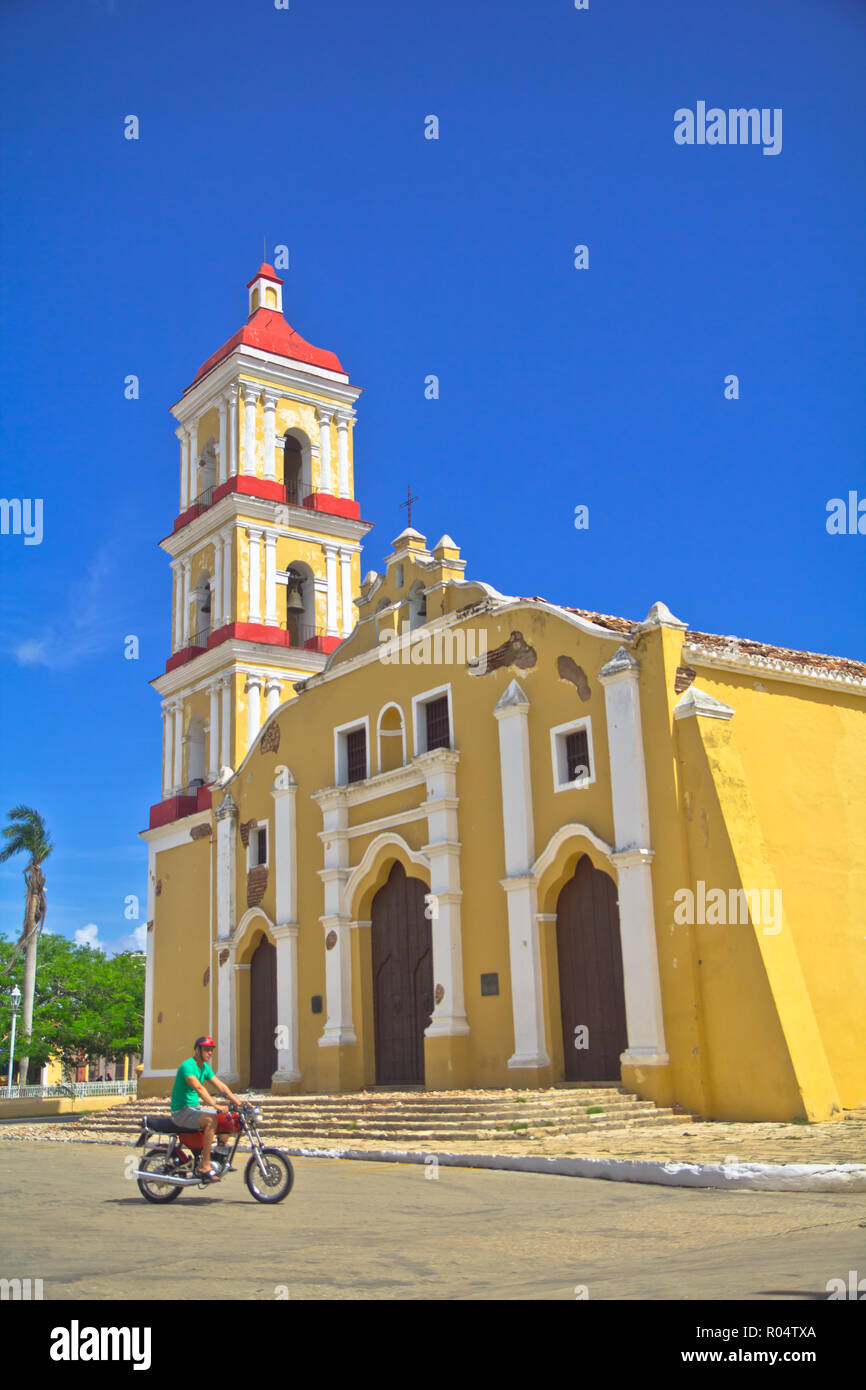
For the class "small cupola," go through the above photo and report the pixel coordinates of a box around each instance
[246,263,283,318]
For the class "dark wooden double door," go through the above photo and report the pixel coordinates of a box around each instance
[371,863,434,1085]
[249,935,277,1089]
[556,856,628,1081]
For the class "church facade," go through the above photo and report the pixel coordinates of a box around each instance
[140,266,866,1122]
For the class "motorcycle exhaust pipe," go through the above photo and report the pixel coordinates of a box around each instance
[132,1170,213,1186]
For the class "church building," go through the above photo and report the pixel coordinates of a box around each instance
[140,266,866,1123]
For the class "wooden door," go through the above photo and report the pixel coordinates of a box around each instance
[249,935,277,1089]
[556,856,627,1081]
[371,863,433,1084]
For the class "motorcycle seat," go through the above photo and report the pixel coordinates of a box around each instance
[141,1114,185,1135]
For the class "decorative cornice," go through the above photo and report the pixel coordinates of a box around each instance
[637,601,688,632]
[681,641,866,696]
[214,791,238,822]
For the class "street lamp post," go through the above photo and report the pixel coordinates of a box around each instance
[6,984,21,1097]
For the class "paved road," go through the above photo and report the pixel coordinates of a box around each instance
[1,1143,864,1300]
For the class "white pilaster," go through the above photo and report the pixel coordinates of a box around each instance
[176,428,188,511]
[263,394,277,482]
[335,410,351,498]
[272,770,301,1082]
[339,548,353,635]
[317,406,334,494]
[212,541,223,630]
[597,647,668,1067]
[266,677,282,717]
[247,528,263,624]
[264,530,278,627]
[246,674,263,749]
[222,533,233,623]
[208,683,220,780]
[213,792,240,1085]
[242,387,258,477]
[172,564,182,653]
[324,545,338,636]
[218,400,228,485]
[172,701,184,793]
[420,751,469,1038]
[181,558,192,646]
[187,421,199,502]
[162,703,173,798]
[220,676,232,769]
[228,389,238,477]
[494,680,550,1069]
[317,794,356,1046]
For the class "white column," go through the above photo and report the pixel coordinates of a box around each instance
[317,793,356,1047]
[263,394,277,482]
[162,703,173,798]
[212,540,223,630]
[176,428,187,511]
[264,530,278,627]
[421,752,469,1038]
[246,674,263,748]
[172,702,184,793]
[181,559,192,646]
[242,387,258,477]
[217,401,228,485]
[597,647,668,1067]
[335,410,351,497]
[339,548,353,635]
[220,677,232,770]
[494,680,550,1069]
[222,533,233,623]
[317,406,334,493]
[187,422,199,502]
[247,528,262,624]
[228,389,238,477]
[172,564,182,652]
[208,683,220,779]
[266,677,282,716]
[324,545,338,636]
[272,770,301,1083]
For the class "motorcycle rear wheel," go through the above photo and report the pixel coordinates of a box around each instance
[137,1150,184,1203]
[244,1148,294,1203]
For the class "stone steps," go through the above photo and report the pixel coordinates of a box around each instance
[76,1086,696,1144]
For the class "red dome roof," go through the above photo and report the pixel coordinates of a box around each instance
[187,267,346,389]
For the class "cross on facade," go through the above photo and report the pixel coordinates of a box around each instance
[401,485,419,529]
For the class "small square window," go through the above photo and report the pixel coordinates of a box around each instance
[551,719,595,792]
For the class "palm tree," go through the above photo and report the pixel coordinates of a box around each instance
[1,806,52,1084]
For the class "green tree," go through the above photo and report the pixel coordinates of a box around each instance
[0,806,52,1083]
[0,935,144,1080]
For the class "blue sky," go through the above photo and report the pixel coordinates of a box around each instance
[1,0,864,953]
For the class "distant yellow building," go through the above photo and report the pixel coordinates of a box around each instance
[140,266,866,1121]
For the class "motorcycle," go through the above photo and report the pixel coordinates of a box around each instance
[132,1100,293,1204]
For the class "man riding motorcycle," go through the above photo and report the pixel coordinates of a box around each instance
[170,1036,246,1181]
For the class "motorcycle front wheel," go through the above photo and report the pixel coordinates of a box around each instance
[244,1148,294,1203]
[137,1150,184,1203]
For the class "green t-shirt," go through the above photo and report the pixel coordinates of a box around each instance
[171,1057,215,1112]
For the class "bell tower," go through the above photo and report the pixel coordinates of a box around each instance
[148,265,372,829]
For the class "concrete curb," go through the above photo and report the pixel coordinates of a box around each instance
[277,1145,866,1192]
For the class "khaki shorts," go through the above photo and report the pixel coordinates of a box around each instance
[171,1106,217,1129]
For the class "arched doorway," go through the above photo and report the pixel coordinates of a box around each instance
[371,862,433,1084]
[556,855,627,1081]
[249,934,277,1089]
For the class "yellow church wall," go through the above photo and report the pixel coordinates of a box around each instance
[149,838,213,1076]
[677,666,865,1110]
